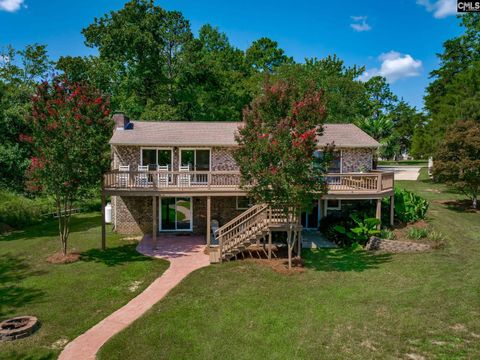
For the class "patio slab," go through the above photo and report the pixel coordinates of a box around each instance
[59,235,209,360]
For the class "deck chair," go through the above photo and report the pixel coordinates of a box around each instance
[136,165,149,187]
[211,219,219,245]
[178,165,191,187]
[156,165,169,187]
[118,165,130,187]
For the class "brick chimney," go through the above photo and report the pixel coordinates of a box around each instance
[112,112,130,131]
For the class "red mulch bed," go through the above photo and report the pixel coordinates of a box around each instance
[47,252,81,264]
[392,220,429,241]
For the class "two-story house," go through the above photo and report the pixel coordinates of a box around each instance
[101,113,394,262]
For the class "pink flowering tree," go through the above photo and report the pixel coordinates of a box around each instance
[235,80,331,268]
[26,78,113,256]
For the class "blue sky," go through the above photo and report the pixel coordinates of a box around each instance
[0,0,463,110]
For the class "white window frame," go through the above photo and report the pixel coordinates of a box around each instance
[179,148,212,171]
[326,199,342,211]
[159,197,193,232]
[140,147,173,170]
[236,196,252,210]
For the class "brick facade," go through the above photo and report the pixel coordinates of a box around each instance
[341,148,374,173]
[111,145,238,171]
[113,195,243,235]
[111,145,374,235]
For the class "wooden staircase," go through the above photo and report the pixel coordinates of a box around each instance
[209,204,292,263]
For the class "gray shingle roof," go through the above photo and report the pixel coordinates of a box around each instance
[109,121,379,148]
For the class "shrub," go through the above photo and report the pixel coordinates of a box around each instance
[407,227,429,240]
[380,229,396,240]
[334,214,381,247]
[0,191,54,231]
[393,188,429,223]
[428,231,447,249]
[319,212,355,247]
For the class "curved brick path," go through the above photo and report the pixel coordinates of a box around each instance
[59,235,209,360]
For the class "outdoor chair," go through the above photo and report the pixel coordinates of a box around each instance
[156,165,169,187]
[178,165,191,187]
[136,165,149,187]
[118,165,130,188]
[211,219,219,244]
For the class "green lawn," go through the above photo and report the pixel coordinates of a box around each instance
[378,160,428,166]
[99,171,480,360]
[0,213,168,360]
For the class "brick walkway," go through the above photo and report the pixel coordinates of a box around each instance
[59,235,210,360]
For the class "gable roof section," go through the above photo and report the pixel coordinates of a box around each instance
[318,124,379,148]
[109,121,379,148]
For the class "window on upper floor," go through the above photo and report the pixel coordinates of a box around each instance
[141,148,173,171]
[313,150,341,173]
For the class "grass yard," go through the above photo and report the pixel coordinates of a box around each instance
[0,213,168,360]
[378,160,428,166]
[99,169,480,360]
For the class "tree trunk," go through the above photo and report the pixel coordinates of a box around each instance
[473,196,477,209]
[287,225,292,270]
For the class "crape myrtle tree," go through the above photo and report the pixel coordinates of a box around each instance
[26,78,113,255]
[235,80,331,269]
[433,120,480,209]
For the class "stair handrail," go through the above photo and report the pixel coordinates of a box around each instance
[216,204,269,261]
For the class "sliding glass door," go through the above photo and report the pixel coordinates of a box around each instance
[160,197,192,231]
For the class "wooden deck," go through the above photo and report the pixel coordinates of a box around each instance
[103,170,394,197]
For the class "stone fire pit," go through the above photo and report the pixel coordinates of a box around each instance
[0,316,39,341]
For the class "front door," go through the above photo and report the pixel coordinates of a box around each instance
[160,197,192,231]
[301,201,320,229]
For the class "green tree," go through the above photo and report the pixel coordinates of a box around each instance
[0,44,52,192]
[234,80,330,268]
[245,37,293,72]
[433,120,480,209]
[390,100,424,155]
[274,56,367,123]
[82,0,193,119]
[423,14,480,154]
[28,78,113,255]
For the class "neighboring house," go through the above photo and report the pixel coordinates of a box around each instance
[102,113,394,262]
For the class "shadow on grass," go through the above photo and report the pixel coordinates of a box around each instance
[303,248,392,272]
[3,351,56,360]
[441,199,479,214]
[0,214,101,242]
[0,254,46,318]
[81,243,153,267]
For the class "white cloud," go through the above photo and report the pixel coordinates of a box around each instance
[0,0,25,12]
[360,51,423,83]
[417,0,457,18]
[350,16,372,32]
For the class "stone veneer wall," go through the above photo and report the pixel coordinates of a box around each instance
[211,147,239,171]
[341,148,374,173]
[192,196,243,234]
[112,145,238,171]
[113,196,153,234]
[113,195,243,235]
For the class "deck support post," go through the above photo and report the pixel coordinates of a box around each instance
[268,230,272,260]
[152,196,157,249]
[101,186,106,250]
[206,196,211,247]
[376,198,382,230]
[390,195,395,227]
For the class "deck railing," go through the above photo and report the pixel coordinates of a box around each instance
[103,169,394,193]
